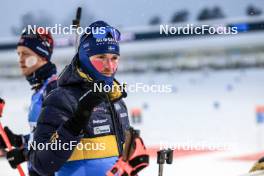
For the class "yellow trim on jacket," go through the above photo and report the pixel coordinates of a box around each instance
[68,135,119,161]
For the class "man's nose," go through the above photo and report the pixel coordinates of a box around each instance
[104,58,113,68]
[19,56,25,64]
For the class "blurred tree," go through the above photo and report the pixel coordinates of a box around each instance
[197,6,225,21]
[149,16,161,25]
[197,8,211,21]
[170,10,189,23]
[212,6,225,19]
[247,5,262,16]
[11,11,53,36]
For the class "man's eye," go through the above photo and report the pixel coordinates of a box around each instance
[23,52,30,56]
[112,57,118,61]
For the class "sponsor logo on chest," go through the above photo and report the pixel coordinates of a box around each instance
[93,119,108,124]
[93,125,111,135]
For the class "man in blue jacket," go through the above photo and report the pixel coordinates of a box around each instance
[0,28,57,176]
[29,21,148,176]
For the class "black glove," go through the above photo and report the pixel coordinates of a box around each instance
[0,127,23,149]
[64,82,106,135]
[6,148,27,169]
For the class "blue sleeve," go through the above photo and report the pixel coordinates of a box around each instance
[29,89,82,175]
[23,134,30,144]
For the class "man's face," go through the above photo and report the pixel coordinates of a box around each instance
[17,46,48,76]
[90,53,119,77]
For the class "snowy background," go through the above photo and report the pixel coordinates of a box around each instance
[0,68,264,176]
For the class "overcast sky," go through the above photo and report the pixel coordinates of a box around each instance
[1,0,263,37]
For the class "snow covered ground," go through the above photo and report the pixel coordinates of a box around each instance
[0,68,264,176]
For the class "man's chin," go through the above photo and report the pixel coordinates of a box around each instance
[20,70,27,76]
[103,74,112,77]
[21,69,32,77]
[101,72,113,77]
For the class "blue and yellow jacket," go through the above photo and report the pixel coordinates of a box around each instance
[29,57,130,176]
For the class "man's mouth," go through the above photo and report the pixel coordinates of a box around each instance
[20,65,27,69]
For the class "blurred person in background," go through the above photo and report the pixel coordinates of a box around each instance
[0,27,57,176]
